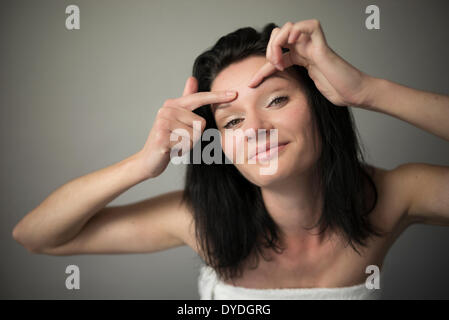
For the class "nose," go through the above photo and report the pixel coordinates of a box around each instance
[243,110,275,143]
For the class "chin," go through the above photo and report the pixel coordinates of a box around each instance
[238,145,314,187]
[238,158,296,187]
[251,175,286,188]
[232,140,314,185]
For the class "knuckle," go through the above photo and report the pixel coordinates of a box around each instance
[158,107,176,119]
[162,107,174,118]
[157,107,166,117]
[163,98,174,107]
[155,131,166,144]
[160,147,170,155]
[157,118,170,130]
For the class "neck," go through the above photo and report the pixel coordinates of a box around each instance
[260,165,328,246]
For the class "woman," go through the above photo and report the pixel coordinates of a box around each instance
[12,20,449,300]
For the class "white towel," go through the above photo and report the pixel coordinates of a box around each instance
[198,265,382,300]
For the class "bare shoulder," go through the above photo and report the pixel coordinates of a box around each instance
[378,162,449,227]
[362,163,428,241]
[166,190,201,255]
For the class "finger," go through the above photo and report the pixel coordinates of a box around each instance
[247,61,277,88]
[281,50,295,69]
[266,27,280,67]
[287,26,301,44]
[158,105,205,130]
[165,90,237,111]
[247,51,295,88]
[168,120,194,140]
[168,118,206,154]
[271,22,294,69]
[159,117,198,145]
[269,27,283,68]
[182,76,198,97]
[167,124,196,156]
[292,19,326,45]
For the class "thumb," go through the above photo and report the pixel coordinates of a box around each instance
[182,76,198,97]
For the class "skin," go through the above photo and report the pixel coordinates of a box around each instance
[210,18,449,253]
[210,56,327,247]
[202,19,449,287]
[13,19,449,291]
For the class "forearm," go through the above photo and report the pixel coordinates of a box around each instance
[12,152,148,251]
[361,76,449,142]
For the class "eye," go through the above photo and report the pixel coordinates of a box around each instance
[269,95,289,106]
[223,118,242,129]
[222,95,289,129]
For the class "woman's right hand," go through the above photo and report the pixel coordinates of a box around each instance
[137,76,237,179]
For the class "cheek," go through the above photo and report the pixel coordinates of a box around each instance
[285,104,319,154]
[284,105,309,128]
[221,131,245,162]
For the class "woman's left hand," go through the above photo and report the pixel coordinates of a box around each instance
[248,19,373,108]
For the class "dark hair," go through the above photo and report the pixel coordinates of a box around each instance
[181,23,385,281]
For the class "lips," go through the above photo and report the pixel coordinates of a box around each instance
[249,141,289,161]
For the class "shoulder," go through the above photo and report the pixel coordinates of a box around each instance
[361,163,417,238]
[166,189,203,257]
[383,163,449,226]
[363,162,449,235]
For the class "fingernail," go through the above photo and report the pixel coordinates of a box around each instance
[248,76,258,87]
[275,63,284,71]
[226,91,237,96]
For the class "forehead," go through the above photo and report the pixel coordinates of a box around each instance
[210,56,297,92]
[210,57,301,113]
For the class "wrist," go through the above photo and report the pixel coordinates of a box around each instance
[357,75,386,110]
[126,151,153,182]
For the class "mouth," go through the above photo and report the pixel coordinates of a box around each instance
[249,141,289,161]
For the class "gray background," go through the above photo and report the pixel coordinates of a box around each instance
[1,0,448,299]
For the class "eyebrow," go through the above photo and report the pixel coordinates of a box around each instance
[212,72,290,112]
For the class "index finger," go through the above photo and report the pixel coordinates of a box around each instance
[182,76,198,97]
[171,90,238,111]
[247,61,277,88]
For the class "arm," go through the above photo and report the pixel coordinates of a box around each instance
[247,19,449,227]
[358,75,449,226]
[12,152,150,252]
[248,19,449,143]
[357,75,449,226]
[386,162,449,227]
[12,150,191,255]
[359,75,449,226]
[360,76,449,142]
[12,75,234,255]
[29,190,192,256]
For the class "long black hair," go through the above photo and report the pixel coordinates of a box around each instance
[181,23,384,281]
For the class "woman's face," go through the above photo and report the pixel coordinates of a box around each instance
[210,56,321,187]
